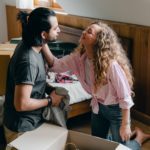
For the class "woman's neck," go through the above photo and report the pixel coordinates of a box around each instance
[85,47,94,59]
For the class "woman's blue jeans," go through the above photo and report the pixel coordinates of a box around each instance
[91,103,140,150]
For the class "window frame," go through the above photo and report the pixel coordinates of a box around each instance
[51,0,62,9]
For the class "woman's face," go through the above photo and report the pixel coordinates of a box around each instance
[80,24,100,47]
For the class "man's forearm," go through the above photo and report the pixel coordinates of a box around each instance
[15,98,48,112]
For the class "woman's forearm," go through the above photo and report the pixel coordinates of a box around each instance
[121,109,131,126]
[42,44,54,66]
[120,108,132,141]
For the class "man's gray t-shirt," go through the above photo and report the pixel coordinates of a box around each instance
[4,41,46,132]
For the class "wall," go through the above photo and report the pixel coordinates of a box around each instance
[0,0,18,43]
[0,0,16,43]
[0,0,8,42]
[57,0,150,27]
[3,0,150,42]
[5,0,16,6]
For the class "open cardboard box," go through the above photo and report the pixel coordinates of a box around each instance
[6,123,130,150]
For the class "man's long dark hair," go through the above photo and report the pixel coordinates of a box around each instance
[17,7,56,47]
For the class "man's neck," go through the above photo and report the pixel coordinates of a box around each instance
[32,46,42,53]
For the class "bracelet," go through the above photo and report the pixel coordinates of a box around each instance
[47,96,52,107]
[121,121,131,127]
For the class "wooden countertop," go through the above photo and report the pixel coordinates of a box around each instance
[0,43,16,56]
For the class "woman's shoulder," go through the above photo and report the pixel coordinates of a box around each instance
[108,60,123,75]
[109,60,120,68]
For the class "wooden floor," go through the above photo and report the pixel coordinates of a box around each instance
[67,113,150,150]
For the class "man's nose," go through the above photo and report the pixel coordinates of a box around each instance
[81,31,85,37]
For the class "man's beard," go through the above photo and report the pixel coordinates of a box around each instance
[42,38,56,44]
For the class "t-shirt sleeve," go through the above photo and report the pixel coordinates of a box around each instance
[15,61,38,85]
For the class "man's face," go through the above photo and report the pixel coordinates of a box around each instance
[46,16,60,42]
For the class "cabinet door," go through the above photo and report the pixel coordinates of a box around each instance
[0,54,11,95]
[6,5,22,40]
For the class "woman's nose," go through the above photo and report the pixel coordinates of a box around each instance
[57,27,61,33]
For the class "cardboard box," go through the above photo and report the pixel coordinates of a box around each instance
[6,123,130,150]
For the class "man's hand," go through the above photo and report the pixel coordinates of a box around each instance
[49,90,64,106]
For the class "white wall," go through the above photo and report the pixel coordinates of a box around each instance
[0,0,16,43]
[1,0,150,43]
[5,0,16,6]
[57,0,150,27]
[0,0,8,43]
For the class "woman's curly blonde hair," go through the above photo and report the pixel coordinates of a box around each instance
[76,21,134,91]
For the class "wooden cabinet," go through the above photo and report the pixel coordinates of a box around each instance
[0,44,16,95]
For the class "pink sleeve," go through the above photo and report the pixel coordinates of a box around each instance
[50,52,79,74]
[108,61,134,109]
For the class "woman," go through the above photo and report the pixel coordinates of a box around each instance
[42,21,150,150]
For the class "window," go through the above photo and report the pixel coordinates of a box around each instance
[34,0,62,9]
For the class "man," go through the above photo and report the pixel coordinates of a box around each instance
[3,7,62,143]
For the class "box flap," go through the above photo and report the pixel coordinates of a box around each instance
[116,144,131,150]
[7,123,68,150]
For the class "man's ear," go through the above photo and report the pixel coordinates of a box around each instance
[41,31,47,39]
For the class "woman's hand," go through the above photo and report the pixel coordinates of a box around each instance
[120,124,132,142]
[120,108,132,142]
[42,44,54,67]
